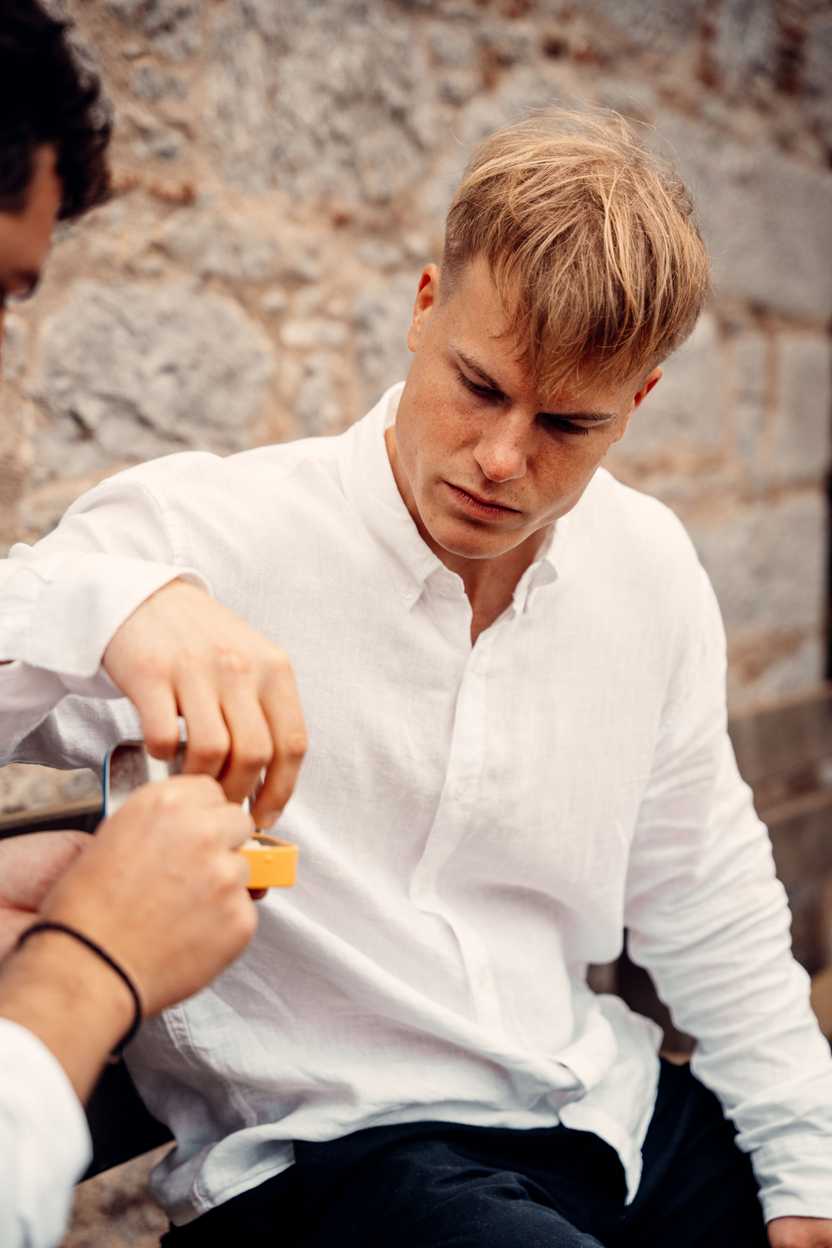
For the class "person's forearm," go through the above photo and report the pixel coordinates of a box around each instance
[0,930,134,1102]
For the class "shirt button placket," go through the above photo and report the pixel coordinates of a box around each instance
[410,636,504,1031]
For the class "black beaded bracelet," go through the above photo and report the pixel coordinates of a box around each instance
[15,920,144,1060]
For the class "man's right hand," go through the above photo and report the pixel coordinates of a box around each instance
[102,579,308,828]
[38,775,258,1016]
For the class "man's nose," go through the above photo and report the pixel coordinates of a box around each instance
[473,418,529,483]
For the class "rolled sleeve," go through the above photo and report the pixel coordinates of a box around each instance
[0,473,210,758]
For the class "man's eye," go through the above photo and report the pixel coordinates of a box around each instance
[541,416,592,437]
[458,371,503,403]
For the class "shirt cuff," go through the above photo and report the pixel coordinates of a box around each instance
[0,1018,92,1242]
[3,556,210,679]
[753,1140,832,1222]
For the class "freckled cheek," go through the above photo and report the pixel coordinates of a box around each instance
[533,450,599,509]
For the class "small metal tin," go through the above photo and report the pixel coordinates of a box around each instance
[103,740,298,889]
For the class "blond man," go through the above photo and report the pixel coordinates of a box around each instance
[2,111,831,1248]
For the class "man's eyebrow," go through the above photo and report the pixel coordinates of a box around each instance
[452,346,615,422]
[454,347,506,393]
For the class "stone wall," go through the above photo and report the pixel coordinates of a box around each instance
[4,0,832,810]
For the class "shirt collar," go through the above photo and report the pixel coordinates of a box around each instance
[339,382,566,613]
[339,383,444,607]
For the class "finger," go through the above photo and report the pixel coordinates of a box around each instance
[174,672,231,779]
[210,805,256,851]
[216,690,274,805]
[250,664,307,828]
[134,681,181,760]
[232,848,253,888]
[195,805,256,854]
[0,831,90,912]
[151,774,227,810]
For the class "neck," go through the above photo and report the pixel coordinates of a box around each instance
[384,422,549,615]
[451,527,549,608]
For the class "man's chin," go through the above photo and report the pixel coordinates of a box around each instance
[428,522,522,563]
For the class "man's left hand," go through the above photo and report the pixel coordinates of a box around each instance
[769,1218,832,1247]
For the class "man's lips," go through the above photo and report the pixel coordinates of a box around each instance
[445,482,520,515]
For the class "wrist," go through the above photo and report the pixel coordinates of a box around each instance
[0,926,136,1101]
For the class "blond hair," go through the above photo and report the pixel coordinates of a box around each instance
[442,109,710,395]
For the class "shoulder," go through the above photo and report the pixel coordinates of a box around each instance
[70,432,347,533]
[575,469,716,627]
[581,469,701,573]
[584,468,695,553]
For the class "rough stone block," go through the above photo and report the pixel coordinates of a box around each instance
[728,634,824,713]
[687,492,826,638]
[121,102,184,163]
[203,1,436,203]
[34,281,274,484]
[418,60,583,227]
[1,313,28,384]
[804,9,832,147]
[730,328,769,475]
[0,763,98,816]
[657,115,832,322]
[105,0,202,62]
[61,1146,167,1247]
[713,0,778,96]
[587,0,702,56]
[294,353,349,437]
[353,274,418,412]
[281,319,349,351]
[767,335,832,486]
[613,313,723,461]
[130,63,187,103]
[154,205,285,283]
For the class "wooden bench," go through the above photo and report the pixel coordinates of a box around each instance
[2,688,831,1175]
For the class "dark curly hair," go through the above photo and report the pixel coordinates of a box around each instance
[0,0,111,220]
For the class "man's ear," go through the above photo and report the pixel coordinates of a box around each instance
[632,367,662,410]
[609,368,663,446]
[407,263,439,353]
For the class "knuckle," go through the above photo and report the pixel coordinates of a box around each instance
[180,773,225,801]
[197,824,224,856]
[144,730,179,758]
[260,778,293,814]
[223,905,256,952]
[150,780,184,813]
[132,652,169,683]
[215,646,254,679]
[266,648,292,677]
[235,738,273,772]
[238,902,258,942]
[284,731,308,762]
[189,734,230,769]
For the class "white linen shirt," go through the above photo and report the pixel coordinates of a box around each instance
[1,383,831,1226]
[0,1019,91,1247]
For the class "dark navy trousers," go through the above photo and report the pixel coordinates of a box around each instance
[163,1059,768,1247]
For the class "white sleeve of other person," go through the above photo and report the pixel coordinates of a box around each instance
[0,1019,91,1248]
